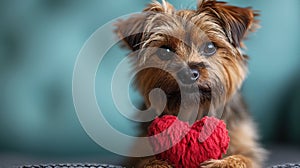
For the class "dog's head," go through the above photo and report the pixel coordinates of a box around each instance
[115,0,259,120]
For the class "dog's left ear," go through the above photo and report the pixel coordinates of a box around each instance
[198,1,259,48]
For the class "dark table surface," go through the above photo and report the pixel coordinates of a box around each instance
[1,144,299,168]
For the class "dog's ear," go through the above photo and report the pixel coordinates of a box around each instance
[115,0,174,51]
[198,1,259,48]
[143,0,174,14]
[115,14,146,51]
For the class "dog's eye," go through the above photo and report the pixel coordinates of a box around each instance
[200,42,217,57]
[156,46,175,60]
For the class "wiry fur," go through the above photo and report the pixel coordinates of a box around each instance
[115,0,266,167]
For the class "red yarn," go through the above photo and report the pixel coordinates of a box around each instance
[148,115,230,168]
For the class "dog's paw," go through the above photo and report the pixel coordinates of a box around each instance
[200,155,250,168]
[200,159,226,168]
[144,159,173,168]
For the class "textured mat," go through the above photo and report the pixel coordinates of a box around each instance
[21,163,300,168]
[271,163,300,168]
[21,163,124,168]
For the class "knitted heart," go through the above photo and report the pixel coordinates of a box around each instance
[148,115,230,168]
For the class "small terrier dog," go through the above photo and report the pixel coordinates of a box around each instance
[115,0,266,167]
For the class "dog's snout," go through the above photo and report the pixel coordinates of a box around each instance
[177,68,200,84]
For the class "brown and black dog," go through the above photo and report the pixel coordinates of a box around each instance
[115,0,266,167]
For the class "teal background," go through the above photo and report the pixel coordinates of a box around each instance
[0,0,300,163]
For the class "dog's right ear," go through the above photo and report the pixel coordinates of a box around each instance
[115,0,174,51]
[115,14,146,51]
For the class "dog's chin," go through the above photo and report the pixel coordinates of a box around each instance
[164,85,212,113]
[159,86,212,121]
[166,85,212,100]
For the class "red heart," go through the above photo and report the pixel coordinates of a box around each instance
[148,115,230,168]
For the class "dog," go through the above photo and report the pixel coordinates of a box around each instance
[115,0,266,167]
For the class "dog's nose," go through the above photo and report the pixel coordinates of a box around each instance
[177,68,200,84]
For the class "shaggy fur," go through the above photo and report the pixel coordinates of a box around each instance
[115,0,266,167]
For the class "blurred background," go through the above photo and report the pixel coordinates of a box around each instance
[0,0,299,167]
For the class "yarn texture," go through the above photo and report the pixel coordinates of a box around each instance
[148,115,230,168]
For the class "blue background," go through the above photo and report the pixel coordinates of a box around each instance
[0,0,300,165]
